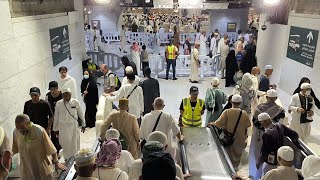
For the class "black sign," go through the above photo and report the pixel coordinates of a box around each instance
[286,26,319,68]
[49,25,71,66]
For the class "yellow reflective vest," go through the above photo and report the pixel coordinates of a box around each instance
[182,98,204,127]
[166,45,176,60]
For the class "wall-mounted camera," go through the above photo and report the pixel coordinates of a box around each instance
[261,24,267,31]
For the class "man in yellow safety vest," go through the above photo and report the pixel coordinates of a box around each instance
[165,39,179,80]
[179,86,205,127]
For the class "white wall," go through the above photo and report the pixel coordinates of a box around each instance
[209,9,249,35]
[0,0,85,143]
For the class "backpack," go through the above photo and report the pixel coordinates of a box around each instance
[108,72,121,91]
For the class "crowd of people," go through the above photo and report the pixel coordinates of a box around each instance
[0,15,320,180]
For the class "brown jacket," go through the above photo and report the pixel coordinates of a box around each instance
[100,111,140,159]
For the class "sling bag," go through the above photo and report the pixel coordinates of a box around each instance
[63,102,83,127]
[140,112,163,151]
[217,110,242,146]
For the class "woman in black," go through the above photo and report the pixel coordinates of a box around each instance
[239,49,257,74]
[293,77,320,109]
[81,70,99,128]
[225,50,238,87]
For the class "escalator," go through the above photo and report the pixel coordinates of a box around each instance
[179,126,316,180]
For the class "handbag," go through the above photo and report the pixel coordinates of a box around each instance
[236,52,243,61]
[82,82,90,103]
[217,110,242,146]
[63,102,83,127]
[140,112,163,151]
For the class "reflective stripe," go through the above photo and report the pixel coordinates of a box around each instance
[182,98,204,127]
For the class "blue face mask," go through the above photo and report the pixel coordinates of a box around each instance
[84,75,89,79]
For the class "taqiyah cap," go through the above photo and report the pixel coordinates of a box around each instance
[61,88,71,94]
[231,94,242,103]
[75,148,95,167]
[265,65,273,70]
[148,131,168,146]
[106,128,120,140]
[277,146,294,161]
[211,77,220,86]
[301,83,311,90]
[119,98,129,107]
[266,89,277,97]
[258,112,271,122]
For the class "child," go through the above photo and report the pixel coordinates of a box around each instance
[141,45,150,77]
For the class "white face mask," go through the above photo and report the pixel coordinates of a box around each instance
[305,90,311,96]
[84,75,89,79]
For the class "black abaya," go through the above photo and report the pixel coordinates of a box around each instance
[225,50,238,87]
[81,77,99,128]
[239,49,257,74]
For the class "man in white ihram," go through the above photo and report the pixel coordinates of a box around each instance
[53,88,85,160]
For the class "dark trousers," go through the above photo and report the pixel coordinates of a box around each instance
[166,59,176,78]
[51,130,61,153]
[142,62,149,77]
[85,102,97,128]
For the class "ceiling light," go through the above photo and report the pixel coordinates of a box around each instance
[145,0,151,3]
[264,0,280,6]
[95,0,110,3]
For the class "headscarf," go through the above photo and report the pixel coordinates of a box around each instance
[131,42,140,52]
[240,73,254,94]
[96,139,121,166]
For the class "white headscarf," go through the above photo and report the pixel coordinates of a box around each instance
[240,73,254,93]
[302,155,320,180]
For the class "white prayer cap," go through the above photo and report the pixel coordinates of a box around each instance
[106,128,120,141]
[265,65,273,70]
[125,66,134,73]
[300,83,311,90]
[277,146,294,161]
[211,77,220,86]
[0,126,4,146]
[258,112,271,122]
[231,94,242,103]
[61,88,71,94]
[266,89,277,97]
[75,148,95,167]
[147,131,168,146]
[302,155,320,179]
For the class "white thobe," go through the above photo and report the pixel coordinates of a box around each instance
[92,167,128,180]
[115,150,134,174]
[251,74,266,113]
[58,75,78,100]
[121,75,140,86]
[195,32,201,44]
[190,48,200,82]
[85,30,90,51]
[121,30,126,51]
[128,159,184,180]
[199,35,207,55]
[87,29,94,51]
[53,99,85,159]
[210,37,217,54]
[289,93,314,142]
[140,110,180,157]
[105,84,144,118]
[249,126,264,180]
[131,50,141,76]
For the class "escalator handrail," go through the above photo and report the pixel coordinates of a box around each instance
[179,139,191,175]
[208,125,237,178]
[286,136,315,156]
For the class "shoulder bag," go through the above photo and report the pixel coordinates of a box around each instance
[126,85,138,99]
[217,110,242,146]
[82,82,90,103]
[140,112,163,151]
[63,101,83,127]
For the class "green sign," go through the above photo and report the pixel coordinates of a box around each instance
[286,26,319,68]
[49,25,71,66]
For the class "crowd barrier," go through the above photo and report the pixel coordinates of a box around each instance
[103,32,121,44]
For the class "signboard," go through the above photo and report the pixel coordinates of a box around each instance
[286,26,319,68]
[227,23,237,32]
[91,20,101,30]
[49,25,71,66]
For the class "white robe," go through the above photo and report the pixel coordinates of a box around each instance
[210,37,217,54]
[199,35,207,55]
[190,48,200,81]
[289,93,314,142]
[58,74,78,100]
[87,29,94,51]
[53,98,85,159]
[121,75,140,86]
[251,74,266,113]
[249,126,264,180]
[131,50,141,76]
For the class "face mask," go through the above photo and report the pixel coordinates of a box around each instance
[305,90,311,96]
[84,75,89,79]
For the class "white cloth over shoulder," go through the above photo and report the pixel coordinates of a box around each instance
[58,74,78,99]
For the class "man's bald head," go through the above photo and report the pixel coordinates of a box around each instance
[153,97,165,110]
[15,114,31,135]
[251,67,261,76]
[100,64,109,74]
[15,114,30,124]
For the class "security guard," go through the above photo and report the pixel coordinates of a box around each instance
[179,86,205,127]
[165,39,179,80]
